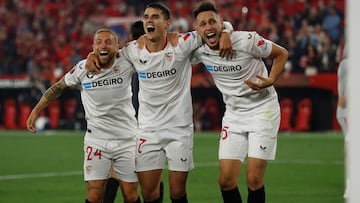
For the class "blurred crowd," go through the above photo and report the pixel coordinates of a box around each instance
[0,0,346,130]
[0,0,345,80]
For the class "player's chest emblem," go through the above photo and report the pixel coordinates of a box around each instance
[113,65,120,74]
[165,52,173,62]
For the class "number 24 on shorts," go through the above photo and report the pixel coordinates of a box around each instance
[86,146,102,160]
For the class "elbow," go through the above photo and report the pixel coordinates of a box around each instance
[281,47,289,60]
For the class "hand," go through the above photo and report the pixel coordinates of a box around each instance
[137,35,147,49]
[26,110,39,133]
[338,97,346,108]
[85,52,100,73]
[167,32,180,47]
[219,32,234,59]
[244,75,274,90]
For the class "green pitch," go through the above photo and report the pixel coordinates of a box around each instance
[0,130,345,203]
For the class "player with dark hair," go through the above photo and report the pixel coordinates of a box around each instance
[26,28,141,203]
[103,21,164,203]
[190,1,288,202]
[86,2,233,202]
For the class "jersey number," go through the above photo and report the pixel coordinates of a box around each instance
[86,146,102,160]
[221,126,229,140]
[137,138,147,153]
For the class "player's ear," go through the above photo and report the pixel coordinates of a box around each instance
[193,21,198,32]
[166,19,171,30]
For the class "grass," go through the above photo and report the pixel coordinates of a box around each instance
[0,130,345,203]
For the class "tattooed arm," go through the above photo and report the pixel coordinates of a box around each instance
[26,78,68,133]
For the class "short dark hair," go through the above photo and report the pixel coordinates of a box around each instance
[146,2,171,20]
[131,20,145,40]
[193,1,218,18]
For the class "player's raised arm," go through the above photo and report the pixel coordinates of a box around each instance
[26,78,68,133]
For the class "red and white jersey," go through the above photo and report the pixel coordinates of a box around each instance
[121,32,202,130]
[64,57,137,139]
[192,31,277,115]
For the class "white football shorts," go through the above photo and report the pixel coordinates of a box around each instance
[83,135,138,183]
[135,124,194,172]
[219,101,280,162]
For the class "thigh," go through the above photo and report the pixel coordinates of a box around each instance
[168,170,189,198]
[86,179,107,199]
[248,131,278,161]
[219,159,242,181]
[119,181,139,201]
[136,130,166,172]
[246,157,267,185]
[113,138,138,183]
[248,108,280,160]
[137,169,163,200]
[219,127,248,162]
[84,136,112,181]
[163,125,194,172]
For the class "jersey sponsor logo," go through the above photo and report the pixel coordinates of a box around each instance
[138,68,177,79]
[82,77,124,89]
[206,64,242,72]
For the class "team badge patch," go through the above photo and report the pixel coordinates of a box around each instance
[257,37,265,46]
[113,66,120,74]
[86,166,92,174]
[183,33,191,41]
[165,52,173,61]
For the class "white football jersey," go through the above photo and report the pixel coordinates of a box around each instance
[121,32,202,130]
[192,31,277,115]
[64,57,137,139]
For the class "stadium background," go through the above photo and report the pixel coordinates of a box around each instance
[0,0,345,132]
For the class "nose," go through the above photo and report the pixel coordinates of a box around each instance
[99,41,107,48]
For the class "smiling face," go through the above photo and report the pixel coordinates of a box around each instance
[143,6,170,43]
[92,30,119,68]
[195,10,223,50]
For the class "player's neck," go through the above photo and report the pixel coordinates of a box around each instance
[100,58,115,69]
[208,43,219,51]
[146,36,167,52]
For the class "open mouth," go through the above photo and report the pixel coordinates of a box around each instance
[147,25,155,33]
[206,32,217,44]
[99,51,109,56]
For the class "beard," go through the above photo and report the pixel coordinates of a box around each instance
[98,52,116,68]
